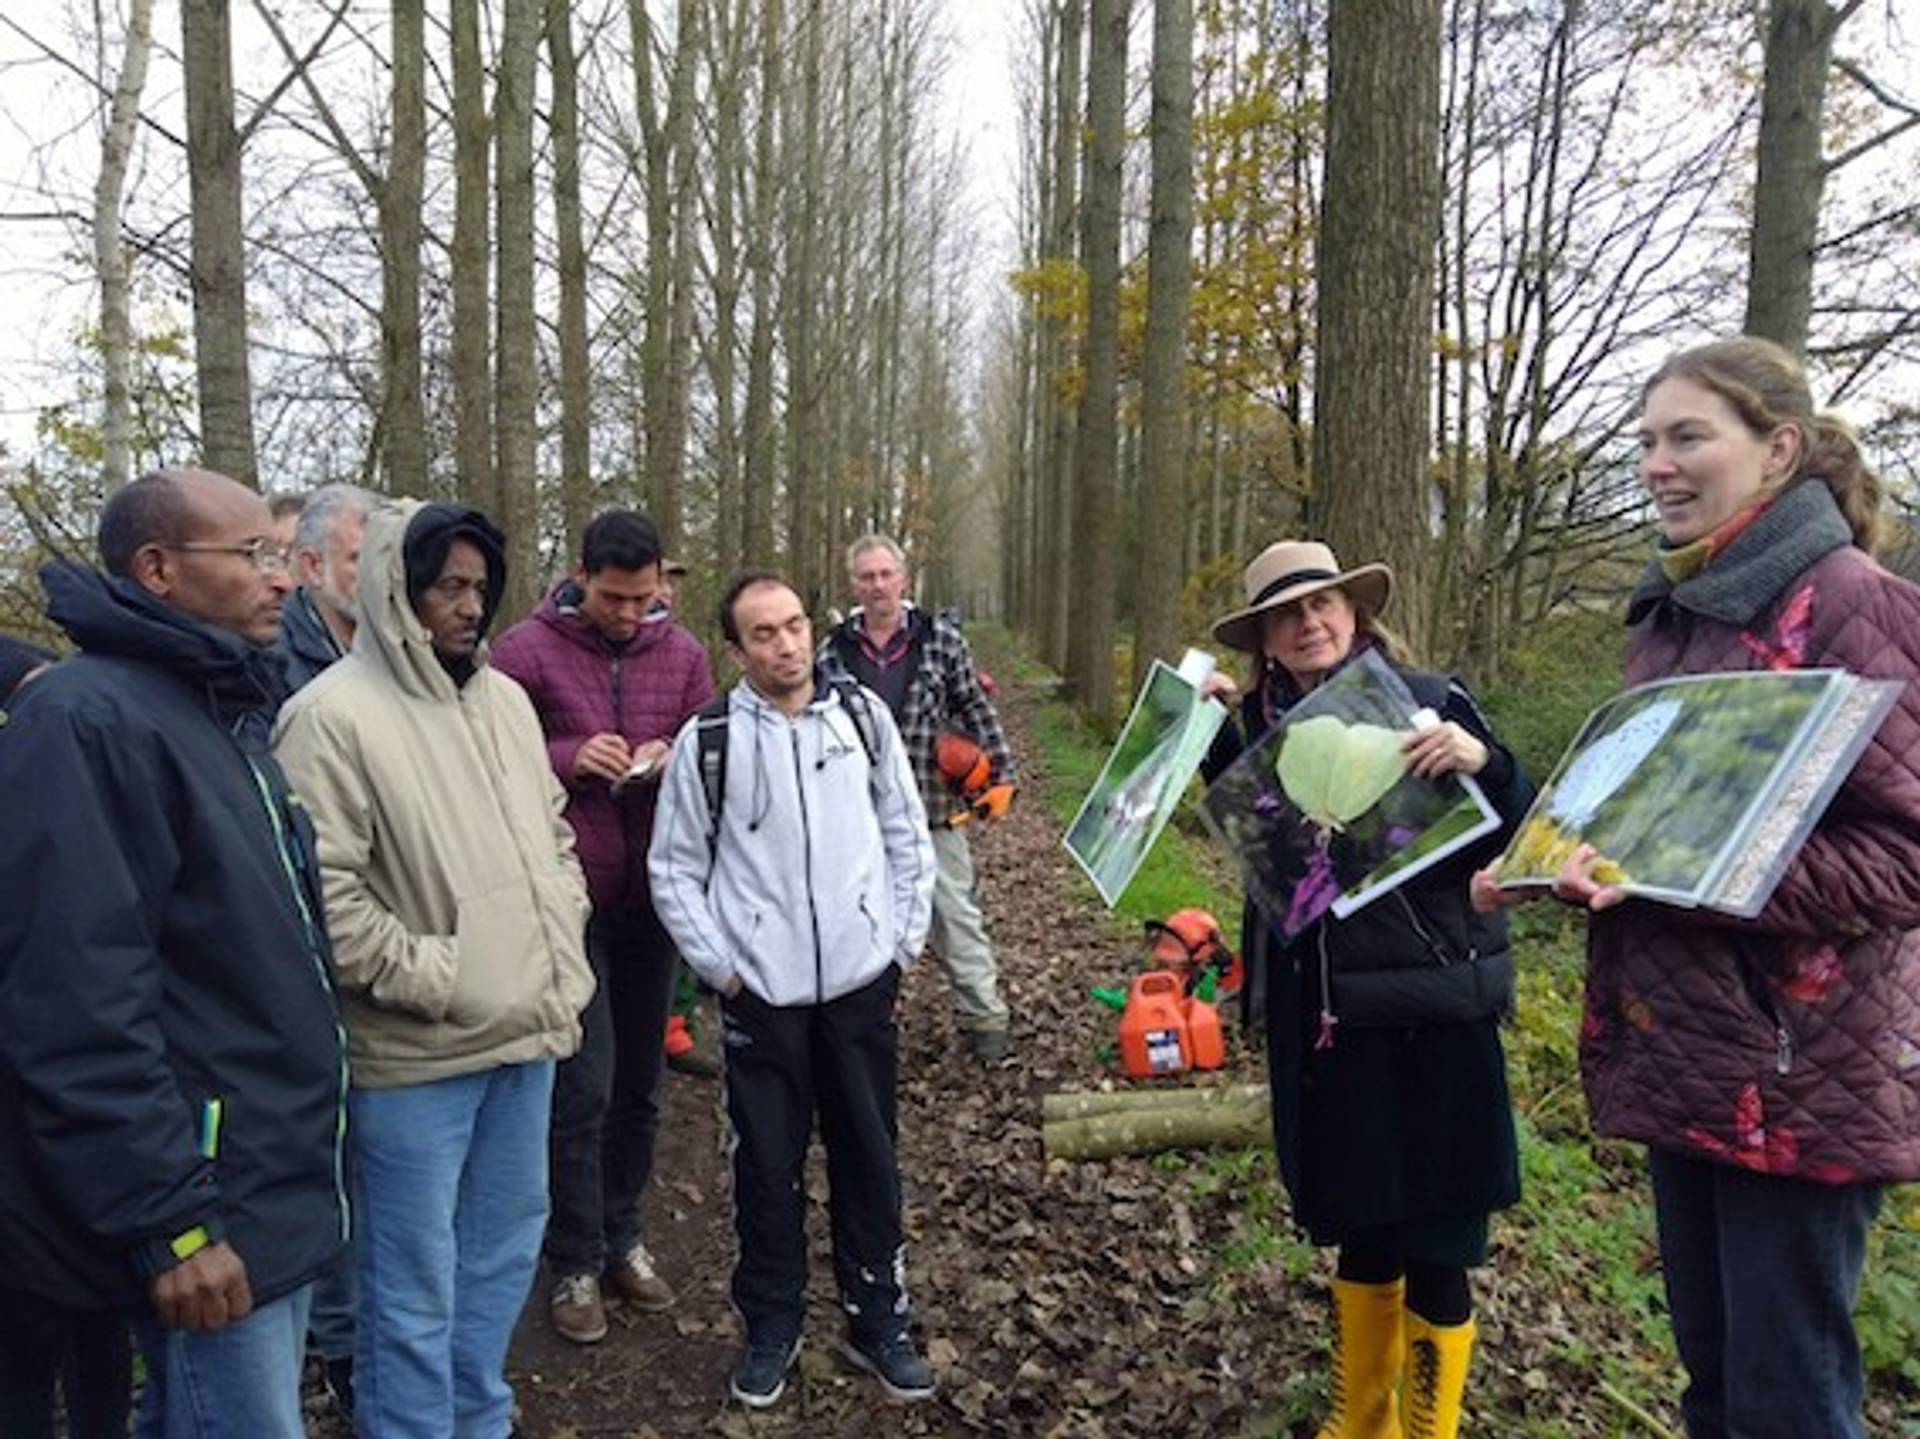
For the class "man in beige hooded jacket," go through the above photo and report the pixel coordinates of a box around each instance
[275,498,593,1439]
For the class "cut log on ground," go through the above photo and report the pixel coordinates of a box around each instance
[1042,1082,1270,1160]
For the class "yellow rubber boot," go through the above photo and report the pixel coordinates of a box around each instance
[1402,1312,1475,1439]
[1315,1276,1405,1439]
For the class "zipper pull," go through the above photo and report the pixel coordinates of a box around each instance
[1775,1024,1792,1075]
[1315,1008,1338,1051]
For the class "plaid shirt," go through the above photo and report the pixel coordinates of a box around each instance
[824,606,1013,816]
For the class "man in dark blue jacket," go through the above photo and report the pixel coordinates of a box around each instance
[277,481,376,692]
[0,468,348,1439]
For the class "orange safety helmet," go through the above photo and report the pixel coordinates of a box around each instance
[934,730,991,795]
[1144,908,1243,997]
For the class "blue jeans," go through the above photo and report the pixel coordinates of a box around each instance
[306,1246,357,1363]
[351,1062,554,1439]
[130,1284,311,1439]
[544,908,675,1277]
[1648,1147,1882,1439]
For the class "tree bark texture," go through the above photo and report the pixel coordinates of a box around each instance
[1135,0,1195,691]
[94,0,155,493]
[1744,0,1838,358]
[181,0,258,487]
[1068,0,1128,724]
[1312,0,1443,646]
[380,0,426,495]
[494,0,542,620]
[1042,1084,1270,1159]
[450,0,494,510]
[548,0,593,556]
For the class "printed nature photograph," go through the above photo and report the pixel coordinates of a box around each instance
[1064,659,1227,906]
[1201,650,1498,939]
[1492,668,1899,915]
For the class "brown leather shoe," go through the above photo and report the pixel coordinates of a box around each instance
[605,1242,675,1311]
[550,1273,609,1344]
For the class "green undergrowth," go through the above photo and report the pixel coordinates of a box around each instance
[980,623,1917,1426]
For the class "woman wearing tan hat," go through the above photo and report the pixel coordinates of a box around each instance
[1200,540,1533,1439]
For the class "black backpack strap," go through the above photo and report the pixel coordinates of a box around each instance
[694,695,731,861]
[826,671,881,768]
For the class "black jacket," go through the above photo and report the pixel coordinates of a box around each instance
[0,561,347,1309]
[1203,657,1531,1248]
[276,585,348,693]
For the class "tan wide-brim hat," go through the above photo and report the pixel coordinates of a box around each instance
[1209,539,1393,654]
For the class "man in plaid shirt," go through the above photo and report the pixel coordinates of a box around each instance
[823,535,1016,1065]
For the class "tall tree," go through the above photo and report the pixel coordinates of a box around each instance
[548,0,593,552]
[740,0,785,567]
[1744,0,1846,355]
[1068,0,1128,720]
[1037,0,1082,668]
[495,0,542,618]
[181,0,257,486]
[93,0,155,492]
[381,1,427,493]
[450,0,494,508]
[1312,0,1443,645]
[1134,0,1195,687]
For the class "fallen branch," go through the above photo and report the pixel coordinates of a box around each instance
[1042,1083,1270,1160]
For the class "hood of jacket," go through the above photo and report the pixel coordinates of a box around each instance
[356,499,506,701]
[41,557,288,722]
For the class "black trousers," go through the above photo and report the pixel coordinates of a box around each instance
[721,965,909,1348]
[0,1288,131,1439]
[544,907,677,1276]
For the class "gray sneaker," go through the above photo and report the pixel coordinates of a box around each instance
[730,1336,801,1408]
[966,1028,1012,1066]
[841,1332,935,1402]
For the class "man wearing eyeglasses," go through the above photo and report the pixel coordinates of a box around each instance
[0,468,348,1439]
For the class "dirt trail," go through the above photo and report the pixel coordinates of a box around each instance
[309,662,1720,1438]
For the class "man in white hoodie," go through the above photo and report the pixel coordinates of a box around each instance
[650,569,936,1411]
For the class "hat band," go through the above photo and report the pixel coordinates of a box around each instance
[1251,567,1339,607]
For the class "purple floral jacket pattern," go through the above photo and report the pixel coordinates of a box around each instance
[1583,485,1920,1183]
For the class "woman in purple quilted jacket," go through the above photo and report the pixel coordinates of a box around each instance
[1488,336,1920,1438]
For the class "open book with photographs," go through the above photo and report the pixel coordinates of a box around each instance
[1199,649,1501,940]
[1489,668,1898,916]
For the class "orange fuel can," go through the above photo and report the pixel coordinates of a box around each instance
[1117,971,1224,1077]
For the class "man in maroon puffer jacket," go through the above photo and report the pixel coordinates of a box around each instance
[492,510,714,1346]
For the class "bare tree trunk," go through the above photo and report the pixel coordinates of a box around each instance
[381,0,426,495]
[706,0,747,567]
[1312,0,1442,648]
[548,0,593,555]
[784,2,826,583]
[1744,0,1840,357]
[741,0,785,569]
[656,0,704,551]
[1038,0,1082,670]
[495,0,542,616]
[181,0,257,487]
[451,0,494,509]
[1134,0,1194,688]
[94,0,155,493]
[1068,0,1128,722]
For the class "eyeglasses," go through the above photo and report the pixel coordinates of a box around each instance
[164,539,293,575]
